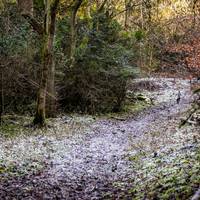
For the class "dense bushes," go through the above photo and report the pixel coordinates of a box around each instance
[0,4,39,114]
[0,4,137,115]
[0,57,39,114]
[60,65,127,113]
[59,13,135,113]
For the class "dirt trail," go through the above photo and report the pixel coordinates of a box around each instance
[0,78,196,199]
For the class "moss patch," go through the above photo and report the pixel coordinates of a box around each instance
[0,159,45,180]
[100,100,151,120]
[0,115,32,138]
[0,123,23,138]
[128,145,200,199]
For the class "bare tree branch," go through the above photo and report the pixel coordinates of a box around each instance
[111,2,141,18]
[98,0,109,13]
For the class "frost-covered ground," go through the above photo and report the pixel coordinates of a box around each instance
[0,78,199,199]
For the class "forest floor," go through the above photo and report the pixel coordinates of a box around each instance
[0,78,199,199]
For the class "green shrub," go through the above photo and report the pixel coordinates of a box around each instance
[0,3,39,114]
[60,64,127,113]
[59,12,136,114]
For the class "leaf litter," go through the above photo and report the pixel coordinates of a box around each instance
[0,78,199,199]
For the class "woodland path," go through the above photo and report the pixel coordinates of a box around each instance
[0,78,197,199]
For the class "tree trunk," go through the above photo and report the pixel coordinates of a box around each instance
[18,0,59,126]
[33,0,59,125]
[124,0,130,28]
[46,57,56,117]
[69,12,76,68]
[33,35,50,125]
[69,0,83,68]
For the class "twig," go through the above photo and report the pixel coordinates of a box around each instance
[179,107,198,128]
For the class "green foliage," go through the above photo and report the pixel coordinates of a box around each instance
[0,5,30,56]
[0,123,21,138]
[0,115,32,138]
[0,159,44,177]
[0,3,39,115]
[60,66,127,113]
[0,2,140,116]
[134,29,146,42]
[33,0,45,10]
[59,12,137,113]
[55,16,71,53]
[128,146,200,199]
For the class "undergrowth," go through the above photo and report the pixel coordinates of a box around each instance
[129,145,200,199]
[0,159,45,179]
[0,116,33,138]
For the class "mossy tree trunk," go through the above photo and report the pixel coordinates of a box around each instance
[18,0,59,126]
[33,0,59,125]
[33,35,50,125]
[69,0,83,68]
[124,0,131,29]
[46,57,56,118]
